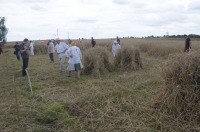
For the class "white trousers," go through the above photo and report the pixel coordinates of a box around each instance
[30,48,34,55]
[60,56,66,72]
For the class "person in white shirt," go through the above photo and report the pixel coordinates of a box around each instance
[48,40,55,63]
[65,41,83,78]
[112,40,121,57]
[55,38,69,72]
[65,41,71,57]
[29,40,34,55]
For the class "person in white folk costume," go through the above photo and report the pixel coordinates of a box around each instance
[65,41,83,79]
[55,38,69,72]
[112,40,121,57]
[29,40,34,55]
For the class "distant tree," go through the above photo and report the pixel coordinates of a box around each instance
[189,34,200,38]
[0,17,8,43]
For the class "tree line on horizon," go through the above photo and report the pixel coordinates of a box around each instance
[122,34,200,39]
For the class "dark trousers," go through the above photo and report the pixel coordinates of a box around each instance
[16,51,20,61]
[49,53,54,62]
[22,58,29,76]
[184,48,189,53]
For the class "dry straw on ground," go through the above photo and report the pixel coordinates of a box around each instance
[4,43,15,49]
[77,43,91,51]
[114,46,143,71]
[82,46,113,77]
[154,51,200,123]
[138,44,182,58]
[3,38,200,131]
[34,43,48,55]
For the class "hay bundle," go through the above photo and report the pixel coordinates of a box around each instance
[114,46,142,70]
[77,43,91,52]
[34,43,48,55]
[138,44,181,58]
[154,52,200,122]
[82,46,113,77]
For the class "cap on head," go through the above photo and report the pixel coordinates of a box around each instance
[56,38,60,43]
[71,41,76,46]
[23,38,28,42]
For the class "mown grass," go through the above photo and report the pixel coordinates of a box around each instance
[1,38,200,131]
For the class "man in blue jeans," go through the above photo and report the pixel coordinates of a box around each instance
[20,38,29,76]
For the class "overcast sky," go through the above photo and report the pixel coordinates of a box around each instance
[1,0,200,41]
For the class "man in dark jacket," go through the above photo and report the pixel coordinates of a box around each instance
[14,42,21,61]
[20,38,29,76]
[91,37,96,47]
[184,34,191,53]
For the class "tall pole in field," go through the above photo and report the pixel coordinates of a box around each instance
[13,72,19,120]
[68,32,69,39]
[166,32,169,38]
[57,28,59,38]
[25,69,33,95]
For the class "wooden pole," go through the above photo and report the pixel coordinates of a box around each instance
[25,69,33,95]
[13,72,19,120]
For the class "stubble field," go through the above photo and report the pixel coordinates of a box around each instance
[0,38,200,131]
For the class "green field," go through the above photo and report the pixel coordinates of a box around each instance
[1,38,200,131]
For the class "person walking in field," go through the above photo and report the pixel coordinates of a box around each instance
[13,42,21,61]
[184,34,191,53]
[66,40,71,47]
[91,37,96,47]
[20,38,29,77]
[116,36,120,45]
[68,39,72,45]
[48,40,55,63]
[78,38,81,44]
[112,40,121,57]
[55,38,69,72]
[29,40,34,55]
[65,41,83,79]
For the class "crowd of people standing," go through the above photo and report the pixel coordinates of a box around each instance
[46,37,120,79]
[0,35,191,78]
[46,38,83,78]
